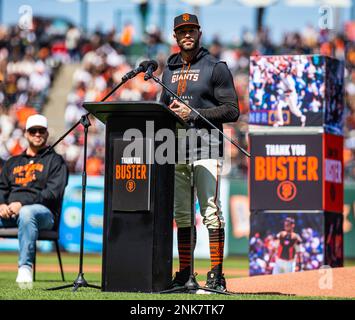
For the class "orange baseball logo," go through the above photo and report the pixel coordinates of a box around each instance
[13,163,44,186]
[126,179,136,192]
[277,180,297,202]
[182,14,190,21]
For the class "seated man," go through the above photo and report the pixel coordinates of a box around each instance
[0,114,68,286]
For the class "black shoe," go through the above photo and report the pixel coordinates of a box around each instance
[204,271,227,292]
[169,269,190,288]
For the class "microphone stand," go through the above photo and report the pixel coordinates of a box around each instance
[47,74,132,292]
[146,73,246,295]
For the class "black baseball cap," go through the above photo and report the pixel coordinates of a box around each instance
[174,13,200,31]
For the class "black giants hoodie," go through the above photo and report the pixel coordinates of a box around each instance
[160,47,239,159]
[0,147,69,220]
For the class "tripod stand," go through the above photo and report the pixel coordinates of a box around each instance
[46,71,134,292]
[47,114,101,291]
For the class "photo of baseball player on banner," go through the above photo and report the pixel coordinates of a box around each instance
[249,211,343,276]
[249,55,344,134]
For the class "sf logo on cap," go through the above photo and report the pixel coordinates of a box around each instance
[183,13,190,21]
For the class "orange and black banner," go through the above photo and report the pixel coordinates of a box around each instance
[112,138,152,212]
[249,133,323,211]
[323,133,343,213]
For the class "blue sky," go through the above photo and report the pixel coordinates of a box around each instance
[2,0,353,44]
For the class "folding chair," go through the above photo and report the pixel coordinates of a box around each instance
[0,212,65,282]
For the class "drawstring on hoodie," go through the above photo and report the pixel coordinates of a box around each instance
[177,63,191,97]
[166,47,208,97]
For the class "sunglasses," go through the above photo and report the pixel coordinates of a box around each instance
[28,128,47,135]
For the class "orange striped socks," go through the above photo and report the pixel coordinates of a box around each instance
[209,228,225,274]
[177,227,197,272]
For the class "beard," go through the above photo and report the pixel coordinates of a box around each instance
[179,36,200,52]
[28,137,47,150]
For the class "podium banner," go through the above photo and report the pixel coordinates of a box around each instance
[112,138,152,212]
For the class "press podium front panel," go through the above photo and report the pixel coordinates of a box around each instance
[84,101,184,292]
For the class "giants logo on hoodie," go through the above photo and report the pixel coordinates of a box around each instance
[13,162,44,186]
[171,69,200,83]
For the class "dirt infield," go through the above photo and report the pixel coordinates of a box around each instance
[227,267,355,298]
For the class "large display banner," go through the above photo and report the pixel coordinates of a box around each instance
[249,132,344,212]
[250,133,323,211]
[249,55,344,134]
[249,211,343,276]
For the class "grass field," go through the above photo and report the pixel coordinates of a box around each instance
[1,252,354,300]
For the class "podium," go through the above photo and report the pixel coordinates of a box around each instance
[84,101,185,292]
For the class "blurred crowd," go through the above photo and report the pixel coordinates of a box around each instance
[0,17,355,179]
[0,20,61,162]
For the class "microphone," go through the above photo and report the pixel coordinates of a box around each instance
[144,60,158,81]
[121,60,153,82]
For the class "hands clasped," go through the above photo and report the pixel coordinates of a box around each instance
[0,202,22,219]
[168,100,191,121]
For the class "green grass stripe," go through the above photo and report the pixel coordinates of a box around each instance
[1,253,355,300]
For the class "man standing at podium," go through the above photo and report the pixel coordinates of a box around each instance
[160,13,239,292]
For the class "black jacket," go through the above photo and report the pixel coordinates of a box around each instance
[0,147,69,220]
[160,47,239,159]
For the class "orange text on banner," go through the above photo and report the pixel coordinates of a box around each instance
[115,164,147,180]
[255,156,319,181]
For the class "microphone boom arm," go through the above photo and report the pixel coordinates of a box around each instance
[148,74,251,158]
